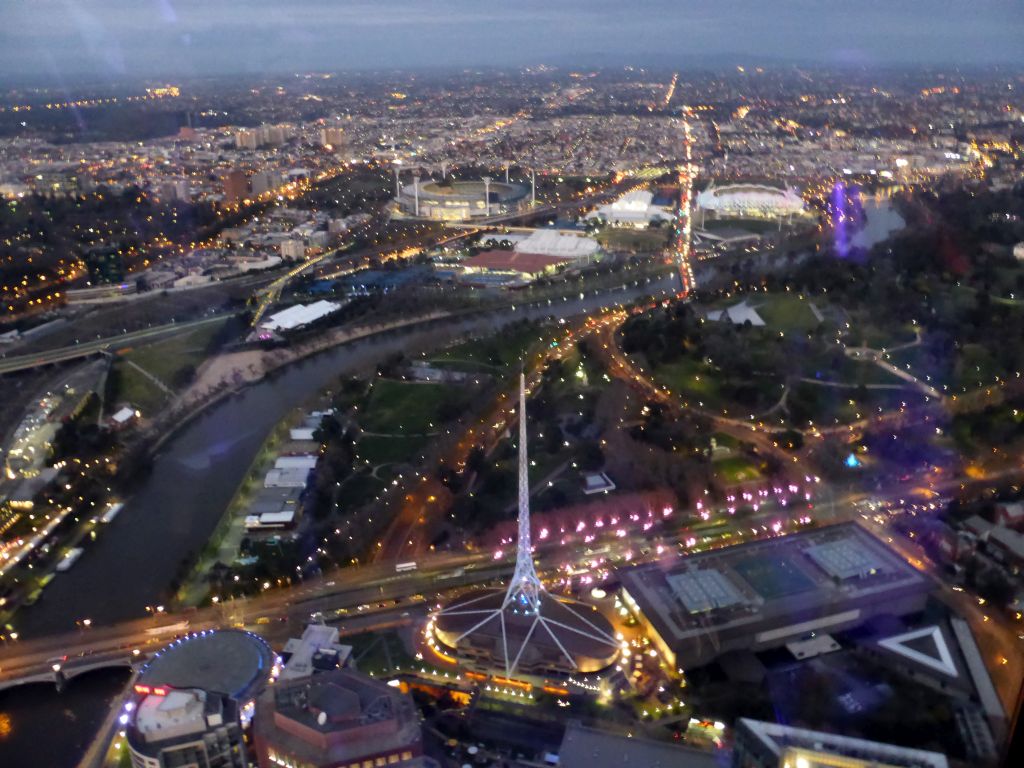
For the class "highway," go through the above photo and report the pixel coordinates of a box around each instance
[0,488,842,691]
[0,313,237,375]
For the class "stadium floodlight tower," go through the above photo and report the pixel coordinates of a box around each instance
[482,175,492,217]
[436,374,618,677]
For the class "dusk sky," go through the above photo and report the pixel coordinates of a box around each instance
[2,0,1023,82]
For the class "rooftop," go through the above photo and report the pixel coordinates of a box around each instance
[737,718,949,768]
[253,668,422,765]
[138,629,275,702]
[619,523,929,646]
[558,721,717,768]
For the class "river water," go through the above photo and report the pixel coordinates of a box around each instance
[850,195,906,250]
[0,669,130,768]
[13,274,678,640]
[0,275,675,768]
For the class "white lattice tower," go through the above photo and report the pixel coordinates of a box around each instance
[503,373,543,614]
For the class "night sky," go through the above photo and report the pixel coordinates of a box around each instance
[2,0,1022,82]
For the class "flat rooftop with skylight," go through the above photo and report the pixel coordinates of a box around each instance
[619,522,931,670]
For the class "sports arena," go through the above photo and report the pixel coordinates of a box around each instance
[397,179,529,220]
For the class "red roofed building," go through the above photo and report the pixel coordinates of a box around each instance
[462,250,573,280]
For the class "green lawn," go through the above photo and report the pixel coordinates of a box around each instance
[355,434,429,465]
[713,456,762,484]
[125,318,229,386]
[649,357,723,407]
[347,630,416,675]
[112,364,167,415]
[111,318,232,414]
[702,217,779,234]
[336,471,387,510]
[595,226,670,253]
[754,294,822,335]
[430,323,557,372]
[360,380,450,434]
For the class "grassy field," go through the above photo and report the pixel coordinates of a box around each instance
[354,434,429,465]
[649,357,724,408]
[360,380,450,434]
[702,217,779,235]
[754,294,822,334]
[595,226,671,253]
[713,456,762,484]
[430,322,557,372]
[111,318,231,414]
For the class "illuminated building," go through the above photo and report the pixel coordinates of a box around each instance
[732,718,949,768]
[125,630,277,767]
[251,668,431,768]
[319,127,346,149]
[696,183,805,219]
[223,170,250,204]
[126,687,248,768]
[433,376,618,677]
[619,523,930,670]
[396,178,528,220]
[585,189,674,228]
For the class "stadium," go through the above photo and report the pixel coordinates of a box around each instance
[696,182,805,219]
[397,178,529,220]
[619,522,931,670]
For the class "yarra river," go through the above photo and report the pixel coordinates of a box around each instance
[0,275,677,767]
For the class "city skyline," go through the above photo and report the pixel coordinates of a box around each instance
[1,0,1023,83]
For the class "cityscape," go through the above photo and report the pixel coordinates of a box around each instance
[1,2,1024,767]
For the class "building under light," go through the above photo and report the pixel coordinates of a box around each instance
[396,179,529,220]
[432,375,619,678]
[619,522,931,671]
[125,630,277,768]
[732,718,949,768]
[251,668,432,768]
[696,183,805,219]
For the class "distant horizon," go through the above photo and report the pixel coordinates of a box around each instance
[2,58,1022,92]
[1,0,1022,87]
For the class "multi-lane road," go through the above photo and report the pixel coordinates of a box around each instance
[0,313,238,375]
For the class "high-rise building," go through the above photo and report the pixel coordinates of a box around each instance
[319,127,345,150]
[251,170,284,196]
[263,124,291,146]
[280,239,306,260]
[251,668,432,768]
[159,178,190,202]
[223,170,250,204]
[236,129,260,150]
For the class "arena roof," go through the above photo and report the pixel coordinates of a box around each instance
[138,629,275,702]
[696,183,805,215]
[261,300,342,332]
[513,229,601,259]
